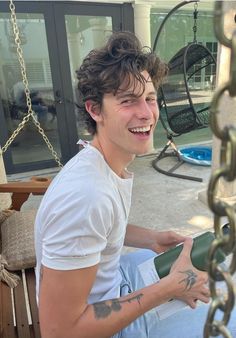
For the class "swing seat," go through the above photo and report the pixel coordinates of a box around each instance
[0,177,50,338]
[0,268,40,338]
[153,42,216,182]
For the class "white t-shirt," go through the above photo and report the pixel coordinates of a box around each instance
[35,143,133,303]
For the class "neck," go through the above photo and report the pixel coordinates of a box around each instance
[91,135,134,178]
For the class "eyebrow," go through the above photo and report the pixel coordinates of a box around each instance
[147,91,157,97]
[116,92,137,100]
[116,91,157,100]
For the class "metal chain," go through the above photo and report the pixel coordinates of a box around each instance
[1,0,63,168]
[193,2,198,43]
[204,2,236,337]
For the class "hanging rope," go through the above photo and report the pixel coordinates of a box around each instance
[0,0,63,168]
[204,2,236,337]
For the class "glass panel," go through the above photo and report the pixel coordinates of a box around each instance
[65,15,112,141]
[0,12,61,165]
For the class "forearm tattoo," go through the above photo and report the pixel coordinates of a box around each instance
[93,294,143,319]
[178,269,197,290]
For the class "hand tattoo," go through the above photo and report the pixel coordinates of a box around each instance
[93,294,143,319]
[178,269,197,290]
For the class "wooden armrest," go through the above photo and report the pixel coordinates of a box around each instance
[0,176,51,211]
[0,176,51,195]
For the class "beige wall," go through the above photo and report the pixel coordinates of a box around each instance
[211,1,236,199]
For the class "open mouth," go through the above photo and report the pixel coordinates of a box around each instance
[128,125,152,136]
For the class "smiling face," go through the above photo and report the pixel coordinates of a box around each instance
[86,70,159,175]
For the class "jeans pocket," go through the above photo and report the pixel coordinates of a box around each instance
[119,265,132,296]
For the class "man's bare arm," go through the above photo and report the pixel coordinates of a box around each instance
[39,240,209,338]
[124,224,186,253]
[39,264,171,338]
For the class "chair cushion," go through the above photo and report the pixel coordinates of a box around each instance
[0,210,14,252]
[1,209,36,271]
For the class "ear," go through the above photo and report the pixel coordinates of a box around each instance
[85,100,103,122]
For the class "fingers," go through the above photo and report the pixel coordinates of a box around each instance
[185,294,210,309]
[196,286,210,303]
[199,286,211,304]
[175,234,189,243]
[187,284,211,308]
[188,300,198,309]
[169,231,188,244]
[198,294,210,304]
[180,237,193,258]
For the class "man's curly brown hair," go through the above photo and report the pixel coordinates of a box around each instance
[76,31,167,135]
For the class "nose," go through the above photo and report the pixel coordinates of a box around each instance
[136,99,158,120]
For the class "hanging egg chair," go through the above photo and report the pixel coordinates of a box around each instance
[152,0,216,181]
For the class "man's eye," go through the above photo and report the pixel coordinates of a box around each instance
[147,97,157,102]
[121,99,133,104]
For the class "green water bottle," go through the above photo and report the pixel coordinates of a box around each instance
[154,229,227,279]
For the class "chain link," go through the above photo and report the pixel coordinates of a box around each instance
[1,0,63,168]
[193,2,198,43]
[204,1,236,337]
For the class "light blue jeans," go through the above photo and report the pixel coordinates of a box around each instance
[113,249,236,338]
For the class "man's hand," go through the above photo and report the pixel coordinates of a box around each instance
[148,230,187,254]
[124,224,187,253]
[168,238,210,308]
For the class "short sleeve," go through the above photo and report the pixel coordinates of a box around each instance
[36,180,114,270]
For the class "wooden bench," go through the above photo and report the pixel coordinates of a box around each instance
[0,177,51,338]
[0,268,40,338]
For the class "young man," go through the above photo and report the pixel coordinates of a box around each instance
[35,31,235,338]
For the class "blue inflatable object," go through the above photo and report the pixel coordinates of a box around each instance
[178,146,212,166]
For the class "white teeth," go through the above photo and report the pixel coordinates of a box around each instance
[129,126,151,133]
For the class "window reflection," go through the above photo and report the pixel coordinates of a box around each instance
[0,13,61,164]
[65,15,112,140]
